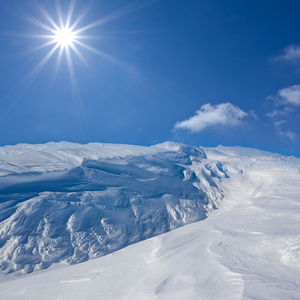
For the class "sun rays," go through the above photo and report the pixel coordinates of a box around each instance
[15,0,154,135]
[22,0,154,81]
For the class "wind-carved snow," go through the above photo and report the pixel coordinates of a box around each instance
[0,142,225,275]
[1,143,300,299]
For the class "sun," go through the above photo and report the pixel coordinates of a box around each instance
[16,0,153,137]
[21,0,152,87]
[53,26,75,48]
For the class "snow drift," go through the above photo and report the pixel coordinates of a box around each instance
[0,142,225,275]
[1,143,300,299]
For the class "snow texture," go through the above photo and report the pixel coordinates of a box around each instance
[0,142,222,275]
[1,142,300,299]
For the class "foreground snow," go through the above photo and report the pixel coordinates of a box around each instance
[0,142,223,275]
[0,143,300,299]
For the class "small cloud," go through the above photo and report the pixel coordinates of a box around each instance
[249,109,259,120]
[265,97,298,141]
[274,120,287,127]
[273,44,300,63]
[266,107,294,118]
[173,102,248,133]
[278,130,298,141]
[266,110,280,118]
[278,85,300,106]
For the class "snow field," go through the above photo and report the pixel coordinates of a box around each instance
[0,142,222,276]
[0,143,300,299]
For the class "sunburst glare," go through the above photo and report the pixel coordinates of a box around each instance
[17,0,153,134]
[53,26,76,48]
[22,0,153,80]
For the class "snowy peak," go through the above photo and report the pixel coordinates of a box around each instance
[1,142,300,299]
[1,142,299,278]
[0,142,223,275]
[0,141,206,177]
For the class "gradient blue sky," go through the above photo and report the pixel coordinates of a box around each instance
[1,0,300,156]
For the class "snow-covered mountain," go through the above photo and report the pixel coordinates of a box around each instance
[0,142,225,275]
[0,142,300,299]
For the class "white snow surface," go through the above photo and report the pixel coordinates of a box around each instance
[0,141,221,276]
[0,142,300,299]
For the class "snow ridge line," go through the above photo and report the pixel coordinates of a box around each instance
[0,142,225,276]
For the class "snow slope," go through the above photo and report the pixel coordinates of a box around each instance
[1,143,300,299]
[0,142,224,276]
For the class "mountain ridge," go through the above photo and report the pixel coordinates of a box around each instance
[0,141,225,276]
[1,142,300,299]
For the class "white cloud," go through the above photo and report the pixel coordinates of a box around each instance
[266,99,298,141]
[274,120,287,127]
[249,110,259,120]
[274,45,300,63]
[278,130,298,141]
[174,102,248,133]
[278,85,300,106]
[266,107,294,118]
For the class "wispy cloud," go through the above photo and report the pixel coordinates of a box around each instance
[273,44,300,63]
[173,102,248,133]
[278,85,300,106]
[274,120,287,127]
[267,46,300,142]
[266,107,294,118]
[267,87,299,141]
[267,109,298,141]
[278,130,298,141]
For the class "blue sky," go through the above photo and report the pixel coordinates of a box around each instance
[0,0,300,156]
